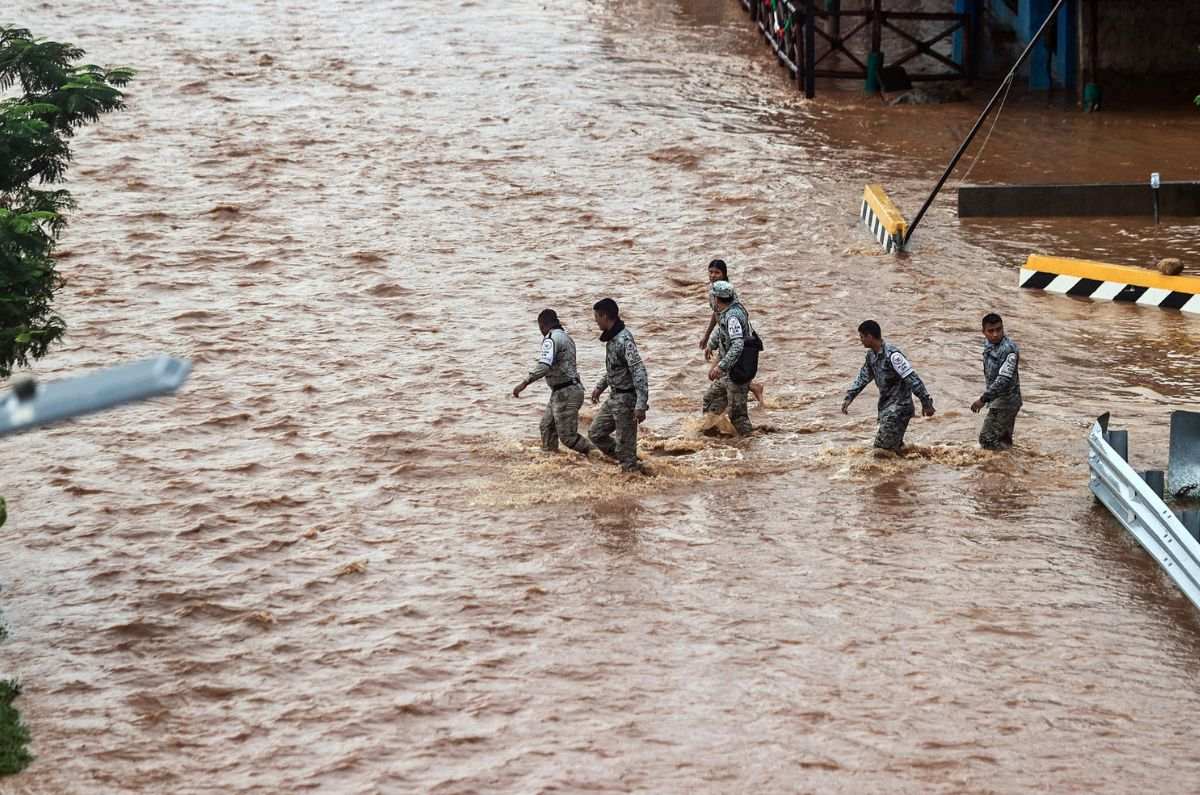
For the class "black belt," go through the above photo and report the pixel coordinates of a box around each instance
[550,380,581,393]
[612,387,636,395]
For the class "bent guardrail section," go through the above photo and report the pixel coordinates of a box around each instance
[1088,413,1200,610]
[0,356,191,438]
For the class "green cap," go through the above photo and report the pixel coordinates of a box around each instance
[711,280,735,300]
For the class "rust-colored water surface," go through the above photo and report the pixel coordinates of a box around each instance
[4,0,1200,792]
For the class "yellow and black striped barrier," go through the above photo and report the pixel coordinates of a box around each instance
[856,1,1068,253]
[1019,255,1200,314]
[860,185,908,254]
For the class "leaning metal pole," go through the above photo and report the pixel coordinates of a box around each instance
[902,0,1067,248]
[0,356,191,437]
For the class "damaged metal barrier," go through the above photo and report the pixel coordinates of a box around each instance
[0,356,191,438]
[1088,411,1200,611]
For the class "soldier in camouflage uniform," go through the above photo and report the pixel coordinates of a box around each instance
[971,313,1022,450]
[841,319,935,451]
[699,259,764,404]
[703,280,754,435]
[512,309,596,456]
[588,297,649,473]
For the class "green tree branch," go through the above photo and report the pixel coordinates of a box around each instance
[0,26,132,377]
[0,27,132,778]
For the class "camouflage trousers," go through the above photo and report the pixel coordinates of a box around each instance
[541,384,594,454]
[874,401,914,451]
[588,392,639,471]
[702,376,752,436]
[980,398,1021,450]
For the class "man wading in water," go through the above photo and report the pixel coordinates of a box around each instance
[512,309,597,457]
[971,312,1022,450]
[589,298,649,473]
[703,280,754,435]
[699,259,764,404]
[841,320,935,453]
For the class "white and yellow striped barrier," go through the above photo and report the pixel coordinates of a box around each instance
[860,184,908,254]
[1019,254,1200,314]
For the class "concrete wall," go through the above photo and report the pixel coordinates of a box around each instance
[976,0,1200,88]
[1090,0,1200,80]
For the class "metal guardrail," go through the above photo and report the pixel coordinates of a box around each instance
[1088,412,1200,610]
[0,356,191,437]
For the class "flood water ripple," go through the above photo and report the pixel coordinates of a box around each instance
[3,0,1200,792]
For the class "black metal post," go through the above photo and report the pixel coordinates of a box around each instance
[1140,470,1165,499]
[871,0,882,52]
[793,8,803,89]
[804,0,816,99]
[1107,429,1129,463]
[966,0,977,83]
[1089,0,1098,82]
[1182,510,1200,542]
[902,0,1067,247]
[1152,172,1161,225]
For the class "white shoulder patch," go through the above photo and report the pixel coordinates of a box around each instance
[998,352,1017,378]
[538,338,555,366]
[889,351,914,378]
[726,316,744,338]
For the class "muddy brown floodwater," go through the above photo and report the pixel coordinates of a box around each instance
[3,0,1200,792]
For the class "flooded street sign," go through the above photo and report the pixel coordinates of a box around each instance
[0,356,191,437]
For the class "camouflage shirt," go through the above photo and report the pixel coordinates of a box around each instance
[846,341,933,413]
[707,302,752,373]
[596,321,649,411]
[521,327,582,390]
[981,336,1021,404]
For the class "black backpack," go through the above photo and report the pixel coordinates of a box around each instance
[729,328,764,384]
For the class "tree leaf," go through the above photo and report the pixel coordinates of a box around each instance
[0,26,129,375]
